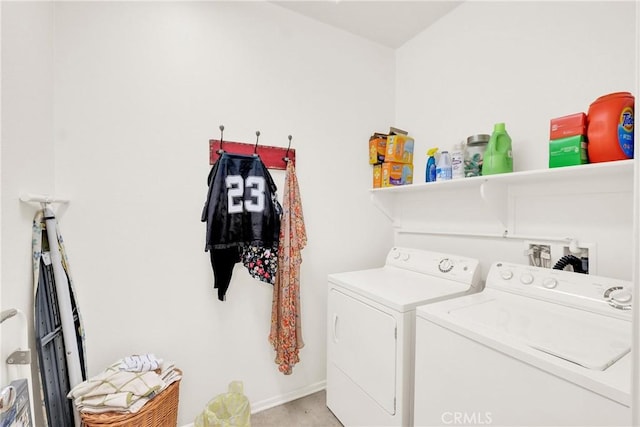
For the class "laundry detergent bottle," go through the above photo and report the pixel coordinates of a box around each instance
[426,147,438,182]
[587,92,634,162]
[483,122,513,175]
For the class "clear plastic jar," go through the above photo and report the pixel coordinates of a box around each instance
[464,134,490,177]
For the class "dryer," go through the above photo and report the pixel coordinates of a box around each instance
[414,261,632,426]
[327,247,481,427]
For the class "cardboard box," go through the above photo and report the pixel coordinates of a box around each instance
[385,134,414,164]
[372,164,382,188]
[550,112,587,140]
[549,135,588,168]
[382,162,413,187]
[369,133,387,164]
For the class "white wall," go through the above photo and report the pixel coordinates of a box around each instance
[397,1,636,174]
[394,1,636,281]
[3,1,635,425]
[1,4,55,419]
[51,2,393,424]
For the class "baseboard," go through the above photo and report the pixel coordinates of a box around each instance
[250,380,326,414]
[181,380,326,427]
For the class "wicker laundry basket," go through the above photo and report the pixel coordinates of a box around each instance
[80,375,181,427]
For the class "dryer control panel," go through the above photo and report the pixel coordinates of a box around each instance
[386,247,481,288]
[487,262,632,317]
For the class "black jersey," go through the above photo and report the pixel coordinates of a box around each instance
[202,153,282,250]
[201,153,282,300]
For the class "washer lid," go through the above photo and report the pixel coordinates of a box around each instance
[448,296,631,371]
[328,266,472,312]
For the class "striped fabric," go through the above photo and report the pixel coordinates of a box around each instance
[68,359,181,414]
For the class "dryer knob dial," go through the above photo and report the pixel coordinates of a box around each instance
[542,278,558,289]
[402,253,410,261]
[438,258,453,273]
[392,250,401,259]
[500,270,513,280]
[520,273,534,285]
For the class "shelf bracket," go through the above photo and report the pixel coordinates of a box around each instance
[370,192,394,221]
[479,179,509,231]
[6,349,30,365]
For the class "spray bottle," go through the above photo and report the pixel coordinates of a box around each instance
[426,148,438,182]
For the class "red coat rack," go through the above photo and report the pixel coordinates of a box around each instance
[209,127,295,170]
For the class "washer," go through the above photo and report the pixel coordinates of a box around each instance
[327,247,481,427]
[414,262,632,427]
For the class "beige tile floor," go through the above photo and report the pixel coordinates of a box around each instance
[251,390,342,427]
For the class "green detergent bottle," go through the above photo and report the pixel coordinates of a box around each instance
[483,122,513,175]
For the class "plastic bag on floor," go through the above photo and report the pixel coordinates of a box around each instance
[194,381,251,427]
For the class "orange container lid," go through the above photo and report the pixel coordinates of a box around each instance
[590,91,634,105]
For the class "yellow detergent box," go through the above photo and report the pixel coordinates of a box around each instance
[382,162,413,187]
[369,134,387,164]
[385,134,414,164]
[372,164,382,188]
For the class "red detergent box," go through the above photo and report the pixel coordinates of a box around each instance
[550,112,587,140]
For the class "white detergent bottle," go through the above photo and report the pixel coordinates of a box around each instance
[436,150,452,181]
[451,142,465,179]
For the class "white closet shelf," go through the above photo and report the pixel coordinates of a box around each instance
[372,159,633,195]
[371,159,634,227]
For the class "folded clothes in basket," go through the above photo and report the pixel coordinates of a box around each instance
[68,357,182,414]
[116,353,163,372]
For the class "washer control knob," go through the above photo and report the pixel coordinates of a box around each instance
[438,258,453,273]
[542,278,558,289]
[402,253,410,261]
[611,289,632,304]
[500,270,513,280]
[604,286,632,310]
[520,273,534,285]
[392,250,401,259]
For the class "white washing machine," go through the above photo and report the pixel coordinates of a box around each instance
[327,247,481,427]
[414,261,632,427]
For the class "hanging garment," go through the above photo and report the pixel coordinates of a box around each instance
[201,153,282,300]
[269,160,307,374]
[241,244,278,285]
[32,208,87,427]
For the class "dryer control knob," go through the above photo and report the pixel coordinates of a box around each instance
[500,270,513,280]
[438,258,453,273]
[542,278,558,289]
[520,273,534,285]
[402,253,410,261]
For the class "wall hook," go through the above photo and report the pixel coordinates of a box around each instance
[284,135,293,162]
[254,130,261,154]
[218,125,225,154]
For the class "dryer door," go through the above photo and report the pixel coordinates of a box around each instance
[328,288,397,414]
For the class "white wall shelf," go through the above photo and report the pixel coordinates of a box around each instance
[371,159,634,232]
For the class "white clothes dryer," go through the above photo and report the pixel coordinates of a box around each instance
[414,261,632,427]
[327,247,481,427]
